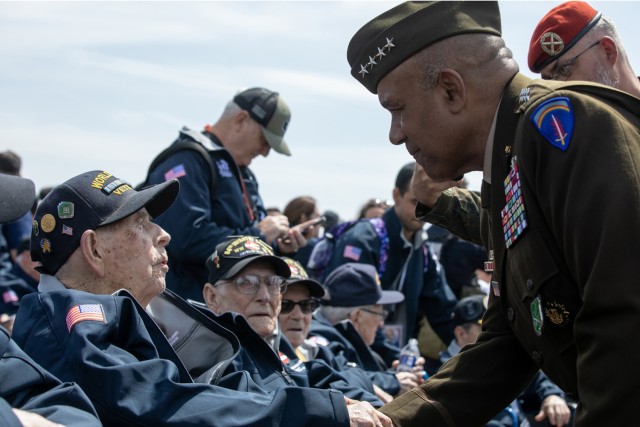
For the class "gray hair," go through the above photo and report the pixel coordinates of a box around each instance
[318,305,353,325]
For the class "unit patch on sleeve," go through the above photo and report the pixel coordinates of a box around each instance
[531,97,574,151]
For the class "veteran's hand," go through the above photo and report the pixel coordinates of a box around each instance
[276,227,307,254]
[258,214,290,244]
[535,394,572,426]
[345,397,393,427]
[412,163,461,208]
[12,409,64,427]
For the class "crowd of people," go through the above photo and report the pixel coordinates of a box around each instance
[1,1,638,426]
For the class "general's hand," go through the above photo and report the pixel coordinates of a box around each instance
[12,409,64,427]
[412,163,461,208]
[258,215,289,244]
[535,395,572,426]
[345,397,393,427]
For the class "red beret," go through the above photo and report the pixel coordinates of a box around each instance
[528,1,601,73]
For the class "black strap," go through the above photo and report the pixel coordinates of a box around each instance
[138,137,217,208]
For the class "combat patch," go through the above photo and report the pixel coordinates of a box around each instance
[531,97,574,151]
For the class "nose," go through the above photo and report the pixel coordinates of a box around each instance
[254,281,272,303]
[389,117,406,146]
[155,224,171,247]
[289,304,304,319]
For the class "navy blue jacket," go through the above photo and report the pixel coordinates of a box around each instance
[326,208,457,344]
[310,315,401,396]
[192,304,382,407]
[146,128,267,302]
[13,284,349,426]
[0,325,100,427]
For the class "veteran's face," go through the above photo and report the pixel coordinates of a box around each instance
[377,55,472,182]
[278,284,312,348]
[204,260,281,339]
[96,208,170,306]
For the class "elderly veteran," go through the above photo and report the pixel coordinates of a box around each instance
[0,173,101,427]
[12,170,366,427]
[347,1,640,426]
[312,263,425,399]
[201,236,389,412]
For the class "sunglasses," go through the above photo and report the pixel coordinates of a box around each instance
[280,299,320,314]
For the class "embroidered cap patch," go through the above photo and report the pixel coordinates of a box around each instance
[531,97,574,151]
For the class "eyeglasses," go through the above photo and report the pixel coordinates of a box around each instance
[280,299,320,314]
[216,275,287,295]
[359,307,388,320]
[547,40,600,81]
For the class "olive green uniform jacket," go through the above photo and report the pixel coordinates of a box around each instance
[380,73,640,426]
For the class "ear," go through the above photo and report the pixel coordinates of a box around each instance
[453,325,465,344]
[437,68,467,114]
[79,230,106,278]
[202,283,219,312]
[599,36,619,66]
[232,109,251,132]
[392,187,401,205]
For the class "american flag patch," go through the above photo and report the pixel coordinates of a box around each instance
[66,304,106,333]
[343,245,362,261]
[164,164,186,181]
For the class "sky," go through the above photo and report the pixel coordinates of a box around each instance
[1,1,638,221]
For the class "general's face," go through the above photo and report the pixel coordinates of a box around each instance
[96,208,170,306]
[278,284,312,348]
[204,260,281,339]
[377,55,468,181]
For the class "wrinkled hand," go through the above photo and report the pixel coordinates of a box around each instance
[412,163,461,208]
[394,371,420,395]
[12,409,64,427]
[535,395,572,426]
[258,214,289,244]
[372,384,394,404]
[345,397,393,427]
[276,227,307,254]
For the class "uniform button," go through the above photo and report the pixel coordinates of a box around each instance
[507,307,515,322]
[531,351,543,365]
[526,279,534,290]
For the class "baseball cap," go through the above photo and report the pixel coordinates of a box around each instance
[0,173,36,224]
[452,295,488,327]
[528,1,602,73]
[323,263,404,307]
[31,170,179,275]
[206,235,290,284]
[282,257,325,298]
[347,1,502,94]
[233,87,291,156]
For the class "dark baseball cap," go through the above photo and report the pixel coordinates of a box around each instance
[233,87,291,156]
[206,235,290,284]
[347,1,502,94]
[282,257,325,298]
[31,170,179,275]
[323,263,404,307]
[452,295,488,327]
[0,173,36,224]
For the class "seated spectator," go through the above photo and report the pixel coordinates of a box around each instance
[439,296,572,427]
[0,151,33,264]
[312,263,426,399]
[202,236,384,407]
[13,170,385,426]
[0,172,101,427]
[438,234,487,299]
[357,198,392,220]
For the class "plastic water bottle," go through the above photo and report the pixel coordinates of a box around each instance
[396,338,420,372]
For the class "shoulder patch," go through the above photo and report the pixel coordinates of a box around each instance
[531,97,574,151]
[164,164,186,181]
[308,335,329,347]
[66,304,106,333]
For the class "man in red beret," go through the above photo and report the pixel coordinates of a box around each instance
[529,1,640,97]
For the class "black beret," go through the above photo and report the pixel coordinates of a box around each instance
[347,1,502,94]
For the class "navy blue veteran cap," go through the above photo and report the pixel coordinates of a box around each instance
[206,235,291,284]
[282,257,325,298]
[0,173,36,224]
[452,294,488,327]
[233,87,291,156]
[347,1,502,94]
[323,263,404,307]
[31,170,179,275]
